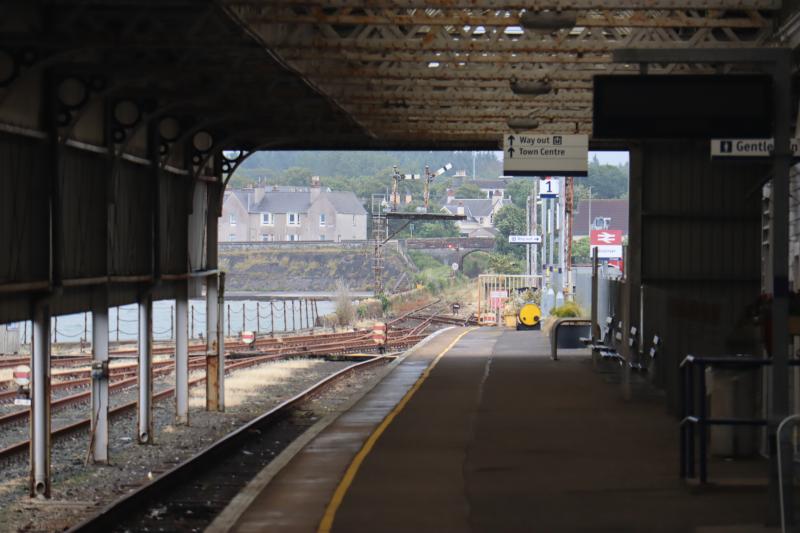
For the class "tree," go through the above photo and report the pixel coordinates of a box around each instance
[493,204,527,258]
[454,183,484,199]
[413,221,460,238]
[505,179,533,209]
[282,167,313,186]
[586,157,628,199]
[488,253,523,274]
[571,237,591,265]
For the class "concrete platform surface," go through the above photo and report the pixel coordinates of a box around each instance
[226,328,772,533]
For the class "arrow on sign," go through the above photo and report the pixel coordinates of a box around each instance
[596,232,616,244]
[507,135,515,147]
[507,147,515,159]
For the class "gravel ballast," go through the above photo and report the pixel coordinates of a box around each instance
[0,357,385,533]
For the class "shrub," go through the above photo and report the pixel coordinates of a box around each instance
[334,279,355,327]
[550,301,584,318]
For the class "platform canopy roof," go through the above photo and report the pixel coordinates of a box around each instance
[224,0,793,149]
[6,1,795,154]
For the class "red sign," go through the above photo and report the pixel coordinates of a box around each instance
[608,259,625,273]
[590,230,623,246]
[241,331,255,345]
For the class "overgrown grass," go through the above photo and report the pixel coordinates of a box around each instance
[408,251,458,294]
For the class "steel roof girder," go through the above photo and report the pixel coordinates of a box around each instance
[227,0,781,10]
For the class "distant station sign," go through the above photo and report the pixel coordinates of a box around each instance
[509,235,542,244]
[241,331,255,345]
[502,133,588,177]
[539,177,560,199]
[590,230,622,246]
[591,244,623,259]
[711,138,800,159]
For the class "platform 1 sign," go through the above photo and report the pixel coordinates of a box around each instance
[503,133,588,177]
[509,235,542,244]
[539,177,560,199]
[711,138,800,159]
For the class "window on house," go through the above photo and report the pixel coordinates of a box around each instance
[286,234,299,241]
[228,233,236,241]
[260,233,274,242]
[320,234,325,241]
[319,213,326,226]
[352,214,356,226]
[229,214,237,226]
[261,212,272,226]
[288,212,299,225]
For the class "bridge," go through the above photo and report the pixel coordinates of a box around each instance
[1,1,799,530]
[403,237,495,269]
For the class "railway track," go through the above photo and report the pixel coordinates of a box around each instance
[68,356,390,533]
[0,352,341,462]
[0,330,425,460]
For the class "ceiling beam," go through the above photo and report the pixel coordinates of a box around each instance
[228,0,780,10]
[247,9,769,30]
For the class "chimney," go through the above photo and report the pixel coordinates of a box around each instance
[310,175,322,202]
[253,185,265,206]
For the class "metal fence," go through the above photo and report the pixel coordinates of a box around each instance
[477,274,542,326]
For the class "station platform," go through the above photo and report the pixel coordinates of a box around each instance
[216,327,771,533]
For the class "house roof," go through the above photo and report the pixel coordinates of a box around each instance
[443,198,495,221]
[227,189,253,210]
[243,188,366,215]
[573,199,629,237]
[472,178,511,190]
[254,192,311,213]
[324,191,368,215]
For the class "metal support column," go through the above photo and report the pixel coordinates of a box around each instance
[769,52,793,526]
[30,303,51,498]
[591,247,599,340]
[526,193,531,276]
[206,273,221,411]
[175,282,189,425]
[137,293,153,444]
[548,198,554,271]
[90,294,109,463]
[540,183,547,275]
[530,178,541,274]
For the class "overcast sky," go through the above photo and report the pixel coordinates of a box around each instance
[590,151,629,166]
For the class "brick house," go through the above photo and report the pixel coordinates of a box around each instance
[219,179,368,242]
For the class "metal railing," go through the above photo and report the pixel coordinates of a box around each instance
[679,354,800,484]
[550,318,591,361]
[777,414,800,533]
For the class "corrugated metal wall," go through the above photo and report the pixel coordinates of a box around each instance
[60,148,108,280]
[0,134,49,285]
[0,134,212,323]
[638,141,766,412]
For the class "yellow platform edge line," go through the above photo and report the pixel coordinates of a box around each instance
[317,327,477,533]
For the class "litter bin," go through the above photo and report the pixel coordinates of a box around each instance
[707,367,757,457]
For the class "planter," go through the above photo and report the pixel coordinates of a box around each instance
[555,323,591,349]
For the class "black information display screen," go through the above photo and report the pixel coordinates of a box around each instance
[593,75,773,139]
